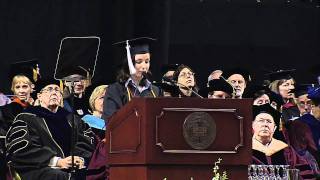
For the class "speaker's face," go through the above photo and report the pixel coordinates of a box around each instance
[134,53,151,79]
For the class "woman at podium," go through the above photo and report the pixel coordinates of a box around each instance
[102,37,162,121]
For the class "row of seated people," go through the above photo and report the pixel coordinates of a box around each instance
[0,37,320,179]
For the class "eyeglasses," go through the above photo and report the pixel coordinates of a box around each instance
[179,72,195,78]
[255,119,274,124]
[41,87,62,94]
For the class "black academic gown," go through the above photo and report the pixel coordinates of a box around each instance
[64,95,90,118]
[5,106,95,180]
[0,102,24,136]
[102,81,162,121]
[0,102,25,180]
[282,102,300,122]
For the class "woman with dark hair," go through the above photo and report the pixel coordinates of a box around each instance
[171,64,200,98]
[102,37,162,121]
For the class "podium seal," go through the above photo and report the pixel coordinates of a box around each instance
[183,112,216,150]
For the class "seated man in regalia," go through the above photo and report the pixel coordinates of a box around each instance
[252,104,316,179]
[5,78,95,180]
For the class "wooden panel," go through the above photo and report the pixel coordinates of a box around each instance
[106,98,252,179]
[109,165,248,180]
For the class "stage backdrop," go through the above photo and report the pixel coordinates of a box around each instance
[0,0,319,93]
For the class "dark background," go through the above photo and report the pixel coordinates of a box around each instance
[1,0,320,94]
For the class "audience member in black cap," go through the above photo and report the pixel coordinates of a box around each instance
[102,37,162,120]
[171,64,200,97]
[54,37,100,118]
[160,64,179,97]
[0,59,41,180]
[243,85,271,105]
[294,84,315,116]
[267,69,300,122]
[243,84,284,110]
[252,104,317,179]
[243,85,286,142]
[223,67,251,99]
[63,66,92,117]
[200,78,234,99]
[267,69,296,103]
[161,63,179,81]
[0,59,40,137]
[5,77,95,180]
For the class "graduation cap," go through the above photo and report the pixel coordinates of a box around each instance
[9,59,40,83]
[252,104,281,123]
[161,64,180,75]
[113,37,156,75]
[199,78,234,97]
[35,77,63,93]
[307,86,320,101]
[223,67,251,82]
[294,84,316,97]
[242,84,270,99]
[54,36,100,81]
[242,84,284,108]
[265,69,295,82]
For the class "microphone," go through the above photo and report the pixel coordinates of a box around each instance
[162,76,176,85]
[139,71,153,86]
[162,77,203,98]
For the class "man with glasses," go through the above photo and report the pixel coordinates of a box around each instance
[252,104,317,179]
[286,84,320,175]
[295,84,314,116]
[5,78,94,180]
[171,64,200,97]
[299,86,320,152]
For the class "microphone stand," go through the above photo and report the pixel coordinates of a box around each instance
[163,77,203,98]
[62,74,85,178]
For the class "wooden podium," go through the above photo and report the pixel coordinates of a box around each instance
[106,98,252,180]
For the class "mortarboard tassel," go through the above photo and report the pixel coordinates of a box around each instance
[33,68,38,82]
[126,40,136,75]
[59,80,64,92]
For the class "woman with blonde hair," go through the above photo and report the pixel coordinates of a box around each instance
[82,85,109,180]
[1,60,38,135]
[10,75,35,106]
[82,85,108,139]
[1,60,39,179]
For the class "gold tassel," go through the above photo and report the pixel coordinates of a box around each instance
[59,80,64,91]
[32,68,38,82]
